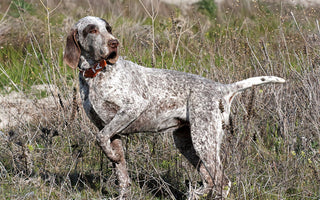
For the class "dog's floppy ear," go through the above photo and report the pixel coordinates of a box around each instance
[64,28,81,69]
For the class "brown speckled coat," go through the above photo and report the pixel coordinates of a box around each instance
[64,16,285,199]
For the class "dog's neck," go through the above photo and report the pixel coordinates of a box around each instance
[78,56,94,70]
[78,56,109,78]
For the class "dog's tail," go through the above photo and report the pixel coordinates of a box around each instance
[225,76,285,104]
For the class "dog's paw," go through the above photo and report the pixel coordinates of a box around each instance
[96,134,121,163]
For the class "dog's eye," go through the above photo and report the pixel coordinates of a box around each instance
[89,29,98,34]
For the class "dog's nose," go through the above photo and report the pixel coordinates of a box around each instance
[108,39,119,48]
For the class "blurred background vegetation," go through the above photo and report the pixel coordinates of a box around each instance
[0,0,319,199]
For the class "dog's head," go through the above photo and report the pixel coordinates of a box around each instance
[64,16,119,69]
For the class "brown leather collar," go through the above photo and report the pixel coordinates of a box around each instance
[80,60,107,78]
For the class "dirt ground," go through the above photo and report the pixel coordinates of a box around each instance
[0,85,59,129]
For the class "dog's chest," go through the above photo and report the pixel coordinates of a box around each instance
[79,73,118,129]
[79,67,144,127]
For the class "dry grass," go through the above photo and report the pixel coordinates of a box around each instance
[0,0,320,199]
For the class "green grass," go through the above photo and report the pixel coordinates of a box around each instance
[0,0,320,199]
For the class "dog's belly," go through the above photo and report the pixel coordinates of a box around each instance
[122,107,187,134]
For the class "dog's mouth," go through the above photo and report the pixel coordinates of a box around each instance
[105,39,119,64]
[106,50,118,64]
[102,49,118,65]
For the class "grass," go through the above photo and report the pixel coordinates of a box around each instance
[0,0,320,199]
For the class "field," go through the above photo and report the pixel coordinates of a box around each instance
[0,0,319,199]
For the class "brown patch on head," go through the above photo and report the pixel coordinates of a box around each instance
[83,24,99,38]
[261,77,266,81]
[99,18,112,33]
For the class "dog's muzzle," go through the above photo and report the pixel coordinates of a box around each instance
[108,39,119,48]
[107,39,119,64]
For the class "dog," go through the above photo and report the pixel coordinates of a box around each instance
[63,16,285,198]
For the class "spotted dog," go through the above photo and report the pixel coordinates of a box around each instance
[64,16,285,198]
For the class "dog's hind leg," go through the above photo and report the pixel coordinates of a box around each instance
[188,95,231,198]
[173,126,214,195]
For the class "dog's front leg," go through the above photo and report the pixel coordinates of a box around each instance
[96,104,145,163]
[97,108,140,162]
[96,106,146,198]
[97,124,133,198]
[111,135,131,198]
